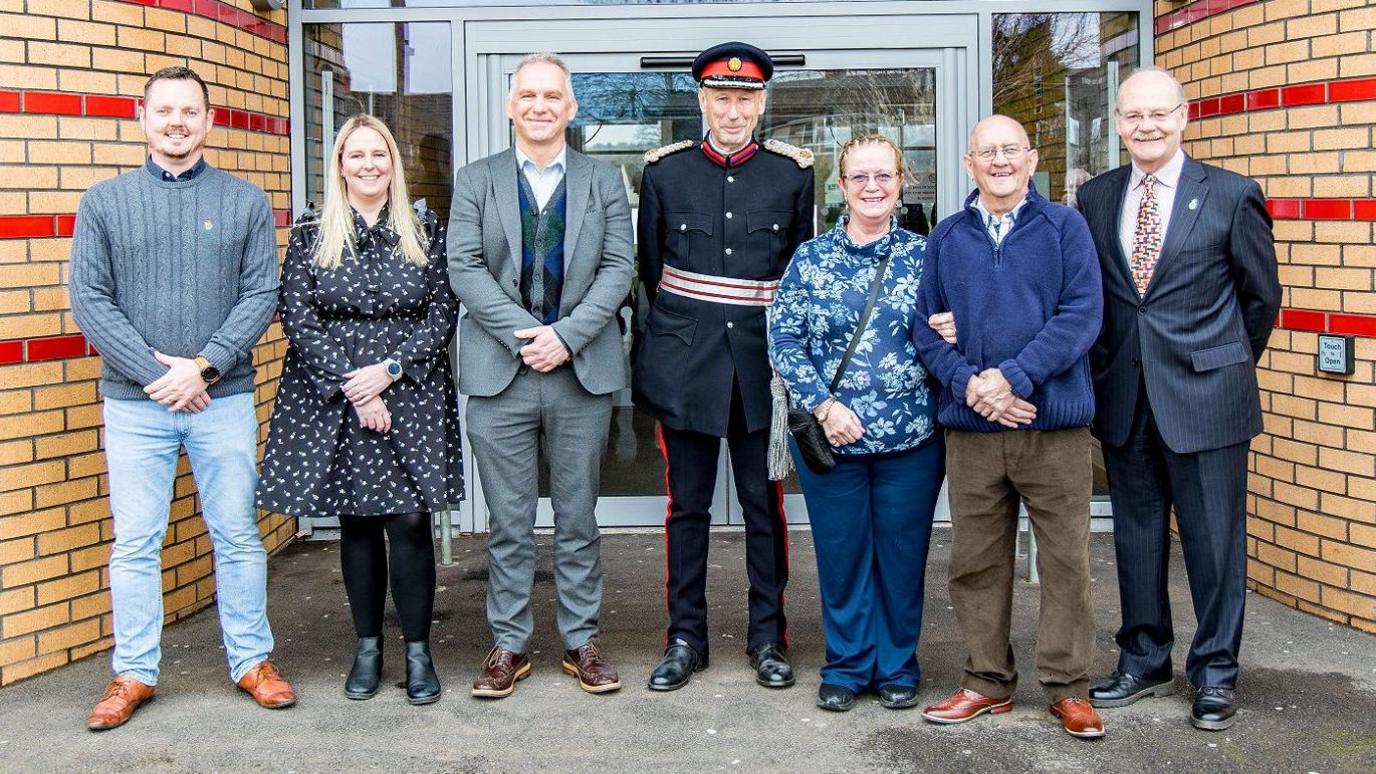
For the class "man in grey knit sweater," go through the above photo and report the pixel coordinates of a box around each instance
[69,67,296,731]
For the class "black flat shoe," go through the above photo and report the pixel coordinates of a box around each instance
[344,636,382,700]
[647,638,707,692]
[405,640,441,705]
[878,683,920,709]
[816,683,856,712]
[749,642,794,689]
[1191,686,1236,731]
[1088,671,1174,708]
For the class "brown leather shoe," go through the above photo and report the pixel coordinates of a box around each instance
[471,647,532,699]
[561,641,622,694]
[87,675,156,731]
[1050,697,1106,739]
[921,687,1013,724]
[236,660,297,709]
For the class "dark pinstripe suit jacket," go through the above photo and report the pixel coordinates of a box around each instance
[1077,155,1281,454]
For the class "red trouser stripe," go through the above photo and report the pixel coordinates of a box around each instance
[657,423,673,647]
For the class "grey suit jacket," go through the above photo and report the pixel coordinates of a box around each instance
[447,148,634,397]
[1078,155,1281,454]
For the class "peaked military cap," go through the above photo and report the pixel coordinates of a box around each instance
[692,41,773,90]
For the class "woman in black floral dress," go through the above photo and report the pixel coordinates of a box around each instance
[258,115,462,705]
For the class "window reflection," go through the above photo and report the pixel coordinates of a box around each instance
[993,12,1138,208]
[303,22,453,222]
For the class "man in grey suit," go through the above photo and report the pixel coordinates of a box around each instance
[1076,68,1281,731]
[448,53,634,698]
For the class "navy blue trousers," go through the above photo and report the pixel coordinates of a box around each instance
[792,439,944,692]
[1102,389,1250,689]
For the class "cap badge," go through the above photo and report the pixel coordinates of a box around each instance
[728,57,743,72]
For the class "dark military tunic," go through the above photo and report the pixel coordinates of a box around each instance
[633,139,816,436]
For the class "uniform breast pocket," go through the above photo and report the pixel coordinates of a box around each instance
[748,209,793,266]
[664,211,712,261]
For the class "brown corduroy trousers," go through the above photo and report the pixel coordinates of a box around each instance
[944,427,1095,704]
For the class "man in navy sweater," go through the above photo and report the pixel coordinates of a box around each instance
[912,115,1105,739]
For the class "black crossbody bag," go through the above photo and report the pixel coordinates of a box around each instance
[787,251,893,474]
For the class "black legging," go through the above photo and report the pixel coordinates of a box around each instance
[338,512,436,643]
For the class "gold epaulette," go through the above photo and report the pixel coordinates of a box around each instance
[643,140,695,164]
[763,138,815,168]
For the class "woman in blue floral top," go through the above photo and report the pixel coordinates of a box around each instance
[768,134,943,713]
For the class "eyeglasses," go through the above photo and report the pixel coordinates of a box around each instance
[1116,104,1184,126]
[969,145,1029,161]
[842,171,898,187]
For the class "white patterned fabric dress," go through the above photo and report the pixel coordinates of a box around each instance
[257,206,464,517]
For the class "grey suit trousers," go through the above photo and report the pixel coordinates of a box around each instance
[466,365,611,651]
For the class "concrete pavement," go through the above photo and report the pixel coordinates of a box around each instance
[0,531,1373,773]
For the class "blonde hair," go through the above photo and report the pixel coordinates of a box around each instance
[837,133,907,181]
[309,114,429,270]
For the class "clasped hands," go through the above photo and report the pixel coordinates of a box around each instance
[513,326,570,372]
[926,313,1037,428]
[144,351,211,413]
[343,362,397,433]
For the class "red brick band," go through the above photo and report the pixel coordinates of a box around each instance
[0,90,289,135]
[1189,77,1376,120]
[117,0,287,46]
[0,210,290,239]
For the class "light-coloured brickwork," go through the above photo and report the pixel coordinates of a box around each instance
[1158,0,1376,633]
[0,0,292,685]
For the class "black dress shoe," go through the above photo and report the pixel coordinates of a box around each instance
[878,683,920,709]
[816,683,856,712]
[648,638,707,692]
[749,642,794,689]
[1191,687,1236,731]
[404,640,442,705]
[1088,671,1174,708]
[344,636,382,700]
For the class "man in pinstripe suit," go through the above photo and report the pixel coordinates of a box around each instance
[1075,68,1281,731]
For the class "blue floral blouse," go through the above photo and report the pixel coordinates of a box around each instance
[768,218,936,456]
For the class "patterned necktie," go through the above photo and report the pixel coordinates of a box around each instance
[1130,174,1163,295]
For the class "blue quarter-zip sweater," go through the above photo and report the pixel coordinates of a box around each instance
[912,186,1102,432]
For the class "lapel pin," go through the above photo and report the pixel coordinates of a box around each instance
[204,219,214,230]
[1188,198,1199,211]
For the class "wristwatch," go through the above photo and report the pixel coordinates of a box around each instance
[193,355,220,385]
[814,397,836,422]
[383,358,403,381]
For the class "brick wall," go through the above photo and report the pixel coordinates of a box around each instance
[1157,0,1376,633]
[0,0,292,684]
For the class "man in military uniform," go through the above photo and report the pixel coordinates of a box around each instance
[634,41,815,692]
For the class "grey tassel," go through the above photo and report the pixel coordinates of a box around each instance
[768,373,793,481]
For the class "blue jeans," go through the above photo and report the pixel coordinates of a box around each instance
[103,393,273,685]
[793,439,944,692]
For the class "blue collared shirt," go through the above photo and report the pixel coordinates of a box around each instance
[513,144,566,211]
[972,194,1027,246]
[145,156,206,182]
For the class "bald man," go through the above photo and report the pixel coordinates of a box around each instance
[1077,68,1279,731]
[912,115,1105,739]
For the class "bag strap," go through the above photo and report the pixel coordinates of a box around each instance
[828,251,893,393]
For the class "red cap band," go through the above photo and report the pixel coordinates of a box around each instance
[699,58,765,82]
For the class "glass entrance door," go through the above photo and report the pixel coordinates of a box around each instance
[465,16,975,529]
